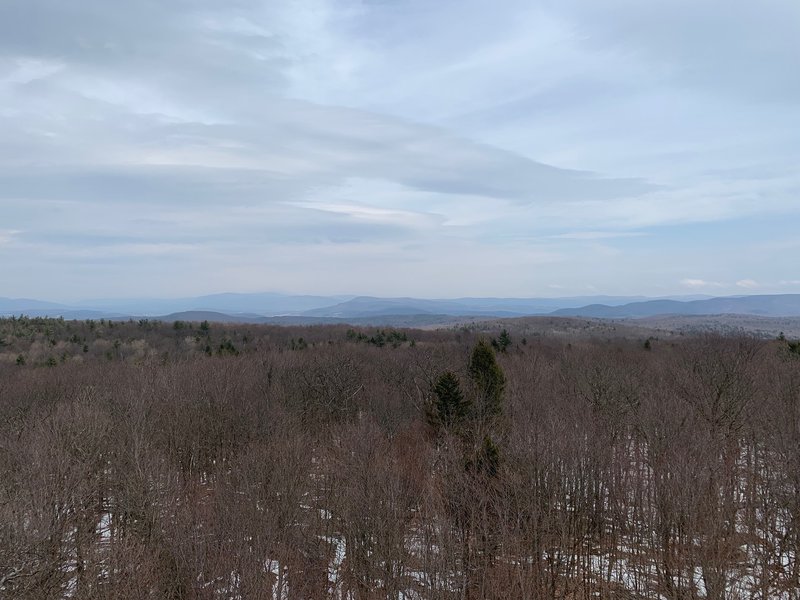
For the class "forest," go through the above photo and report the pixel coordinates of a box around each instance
[0,316,799,599]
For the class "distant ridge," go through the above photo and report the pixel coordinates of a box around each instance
[0,297,71,313]
[142,311,465,327]
[301,296,523,318]
[2,293,799,321]
[551,294,800,318]
[299,295,681,318]
[159,311,262,324]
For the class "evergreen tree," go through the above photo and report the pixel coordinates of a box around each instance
[499,328,511,351]
[493,329,512,353]
[430,371,471,431]
[468,339,505,420]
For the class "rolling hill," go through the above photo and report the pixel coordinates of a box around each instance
[551,294,800,318]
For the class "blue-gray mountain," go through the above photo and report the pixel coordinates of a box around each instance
[3,293,799,321]
[550,294,800,318]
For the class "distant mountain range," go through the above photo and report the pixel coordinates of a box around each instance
[550,294,800,318]
[2,293,799,323]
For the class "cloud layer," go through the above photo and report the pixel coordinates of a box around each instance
[1,0,798,299]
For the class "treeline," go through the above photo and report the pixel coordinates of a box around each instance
[0,318,799,598]
[0,316,427,367]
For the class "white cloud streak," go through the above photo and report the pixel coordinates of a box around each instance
[681,279,724,289]
[0,0,798,298]
[736,279,759,289]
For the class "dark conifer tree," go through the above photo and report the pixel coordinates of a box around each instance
[430,371,470,432]
[468,339,505,420]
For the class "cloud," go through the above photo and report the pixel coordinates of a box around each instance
[549,231,647,240]
[736,279,759,289]
[0,229,20,245]
[1,0,799,298]
[681,279,724,289]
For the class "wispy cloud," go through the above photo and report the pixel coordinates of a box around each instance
[1,0,799,298]
[0,229,20,245]
[549,231,647,240]
[736,279,759,289]
[681,279,724,289]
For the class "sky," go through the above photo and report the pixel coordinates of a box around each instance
[1,0,799,301]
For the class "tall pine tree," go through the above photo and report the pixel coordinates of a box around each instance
[468,339,505,420]
[429,371,471,432]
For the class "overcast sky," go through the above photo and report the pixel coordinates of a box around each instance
[1,0,799,300]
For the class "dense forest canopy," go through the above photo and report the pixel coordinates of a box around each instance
[1,317,799,598]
